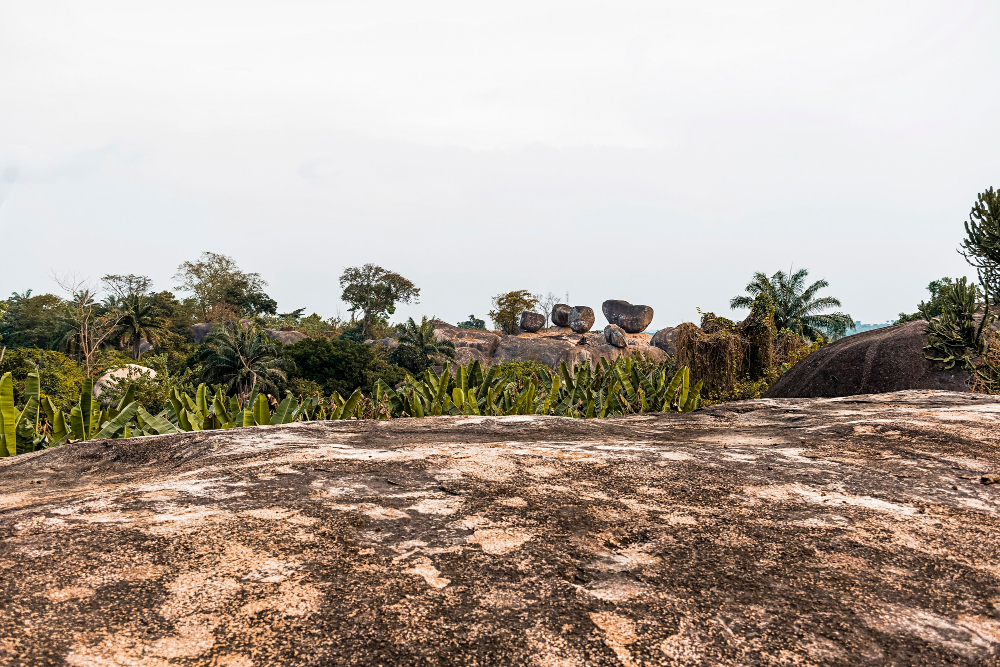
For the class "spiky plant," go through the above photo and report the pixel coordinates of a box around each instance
[730,268,854,341]
[199,323,293,401]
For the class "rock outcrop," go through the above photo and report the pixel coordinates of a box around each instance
[650,326,677,355]
[518,311,545,333]
[568,306,595,334]
[265,329,309,345]
[602,300,654,333]
[766,320,975,398]
[3,391,1000,665]
[92,365,157,397]
[604,324,627,348]
[551,304,572,327]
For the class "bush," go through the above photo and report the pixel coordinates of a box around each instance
[285,336,405,396]
[0,348,85,411]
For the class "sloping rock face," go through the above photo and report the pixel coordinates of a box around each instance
[3,391,1000,665]
[766,320,974,398]
[433,320,664,370]
[265,329,309,345]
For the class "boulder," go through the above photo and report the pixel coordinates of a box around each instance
[519,311,546,333]
[493,334,596,368]
[602,300,654,334]
[650,326,678,356]
[192,322,212,344]
[766,320,976,398]
[604,324,627,348]
[93,365,157,397]
[551,303,572,327]
[4,391,999,664]
[568,306,595,334]
[265,329,308,345]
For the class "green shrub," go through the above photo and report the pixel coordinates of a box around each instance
[0,348,85,411]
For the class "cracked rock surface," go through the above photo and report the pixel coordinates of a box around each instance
[2,390,1000,665]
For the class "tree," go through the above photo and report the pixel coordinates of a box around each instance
[896,278,980,324]
[730,268,853,341]
[198,323,292,401]
[106,294,170,360]
[458,314,486,330]
[390,316,455,374]
[54,278,122,378]
[959,187,1000,308]
[101,274,152,300]
[489,290,539,335]
[174,252,276,322]
[535,292,560,327]
[0,291,65,349]
[339,264,420,338]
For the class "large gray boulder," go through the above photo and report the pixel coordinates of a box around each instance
[519,311,546,333]
[569,306,595,334]
[604,324,627,348]
[650,326,678,356]
[602,300,654,334]
[192,322,212,344]
[265,329,309,345]
[493,334,596,368]
[766,320,974,398]
[551,304,572,327]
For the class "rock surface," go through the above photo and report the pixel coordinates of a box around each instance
[604,324,627,348]
[766,320,975,398]
[650,326,678,356]
[569,306,596,334]
[519,311,546,333]
[551,304,572,327]
[265,329,309,345]
[2,390,1000,665]
[602,300,655,334]
[92,365,157,397]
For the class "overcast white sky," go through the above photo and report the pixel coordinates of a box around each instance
[2,1,998,329]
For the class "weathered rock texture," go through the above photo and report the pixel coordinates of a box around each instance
[604,324,627,348]
[3,390,1000,665]
[551,304,572,327]
[766,320,974,398]
[569,306,596,334]
[651,326,678,355]
[432,320,665,370]
[519,311,546,333]
[602,300,654,334]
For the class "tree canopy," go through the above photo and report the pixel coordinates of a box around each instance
[489,290,539,335]
[174,252,277,321]
[730,269,853,341]
[339,264,419,338]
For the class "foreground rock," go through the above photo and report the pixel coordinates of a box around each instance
[767,320,974,398]
[3,391,1000,665]
[602,300,654,333]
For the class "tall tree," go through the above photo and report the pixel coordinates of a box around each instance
[174,252,276,322]
[0,291,64,349]
[198,323,292,401]
[54,278,121,377]
[106,294,169,360]
[730,268,853,341]
[339,264,420,338]
[489,290,539,335]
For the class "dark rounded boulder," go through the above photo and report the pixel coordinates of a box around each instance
[650,326,678,356]
[569,306,596,334]
[604,324,627,348]
[602,300,654,334]
[551,304,572,327]
[765,320,975,398]
[519,311,546,333]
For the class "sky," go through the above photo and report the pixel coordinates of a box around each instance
[1,1,998,330]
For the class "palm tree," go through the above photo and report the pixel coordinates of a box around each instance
[199,323,293,401]
[395,316,455,367]
[730,268,854,341]
[107,294,169,360]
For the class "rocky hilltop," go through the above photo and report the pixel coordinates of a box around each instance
[431,320,668,370]
[2,391,1000,664]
